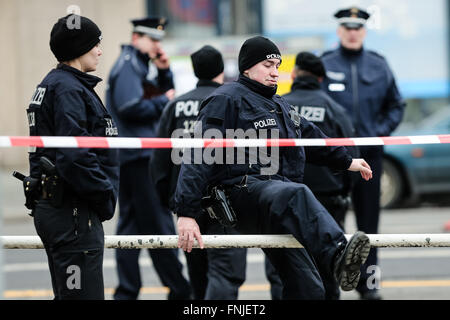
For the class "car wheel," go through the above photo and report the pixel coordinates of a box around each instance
[380,159,404,208]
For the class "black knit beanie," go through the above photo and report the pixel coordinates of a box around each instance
[190,45,224,80]
[295,51,326,77]
[50,14,102,62]
[238,36,282,73]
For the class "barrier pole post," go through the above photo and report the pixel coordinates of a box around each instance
[0,177,4,299]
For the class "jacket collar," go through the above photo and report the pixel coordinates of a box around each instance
[196,79,222,88]
[57,63,102,88]
[291,75,321,91]
[122,44,151,64]
[339,44,364,58]
[237,74,277,98]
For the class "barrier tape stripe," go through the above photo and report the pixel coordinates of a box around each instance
[3,234,450,249]
[1,135,450,149]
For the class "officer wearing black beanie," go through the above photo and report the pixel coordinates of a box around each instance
[152,44,247,300]
[23,14,119,300]
[50,14,102,62]
[265,50,359,300]
[175,35,374,300]
[190,45,224,80]
[295,51,326,78]
[238,36,282,74]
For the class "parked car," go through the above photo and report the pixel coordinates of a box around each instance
[381,107,450,208]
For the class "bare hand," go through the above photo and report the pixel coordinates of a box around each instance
[177,216,204,252]
[152,48,170,69]
[165,88,175,100]
[348,158,373,181]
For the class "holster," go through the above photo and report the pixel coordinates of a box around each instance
[23,176,41,212]
[201,186,237,227]
[41,173,64,208]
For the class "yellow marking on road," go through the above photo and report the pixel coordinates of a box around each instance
[4,280,450,299]
[381,279,450,288]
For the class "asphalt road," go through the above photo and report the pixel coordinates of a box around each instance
[1,203,450,300]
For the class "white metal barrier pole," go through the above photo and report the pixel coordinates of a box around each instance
[3,234,450,249]
[0,182,4,299]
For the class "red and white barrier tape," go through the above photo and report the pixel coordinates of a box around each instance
[1,135,450,149]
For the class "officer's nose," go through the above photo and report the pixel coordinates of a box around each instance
[271,66,279,77]
[98,48,103,57]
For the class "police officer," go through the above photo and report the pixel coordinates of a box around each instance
[151,45,247,299]
[106,17,191,300]
[321,7,406,300]
[265,51,359,300]
[175,36,373,299]
[26,14,119,299]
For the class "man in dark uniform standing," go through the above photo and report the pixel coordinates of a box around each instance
[265,51,358,300]
[106,17,191,300]
[152,45,247,299]
[175,36,374,299]
[321,7,406,300]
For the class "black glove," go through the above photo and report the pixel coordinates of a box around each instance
[90,190,116,222]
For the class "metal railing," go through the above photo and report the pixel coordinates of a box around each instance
[2,234,450,249]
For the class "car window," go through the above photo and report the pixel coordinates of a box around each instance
[416,108,450,130]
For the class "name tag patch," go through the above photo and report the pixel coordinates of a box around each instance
[254,118,277,129]
[105,118,118,136]
[328,83,346,92]
[326,71,345,81]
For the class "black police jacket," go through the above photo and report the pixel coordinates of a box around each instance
[106,45,174,165]
[321,46,406,138]
[282,75,358,195]
[151,80,221,210]
[26,64,119,220]
[173,75,353,219]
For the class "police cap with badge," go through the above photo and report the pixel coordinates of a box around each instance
[334,7,370,29]
[131,16,168,40]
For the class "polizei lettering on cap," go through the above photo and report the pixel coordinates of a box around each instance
[266,54,281,60]
[254,118,277,129]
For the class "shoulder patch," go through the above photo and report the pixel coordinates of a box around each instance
[30,87,46,106]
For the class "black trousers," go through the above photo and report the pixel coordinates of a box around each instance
[263,193,347,300]
[227,176,347,300]
[353,146,383,294]
[184,215,247,300]
[33,199,105,300]
[114,158,192,300]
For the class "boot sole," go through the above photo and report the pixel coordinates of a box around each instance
[339,232,371,291]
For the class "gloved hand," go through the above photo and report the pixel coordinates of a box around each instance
[90,190,116,222]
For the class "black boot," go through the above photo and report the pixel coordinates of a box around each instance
[333,231,371,291]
